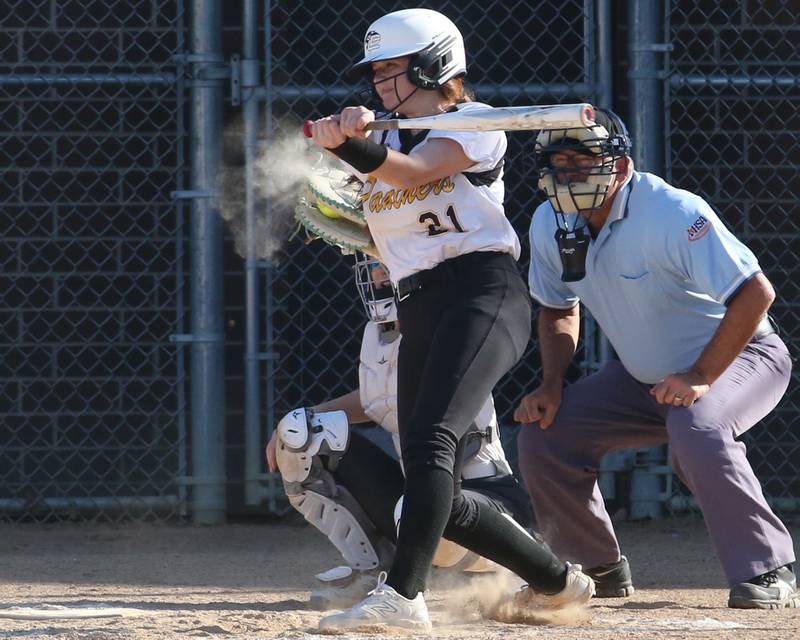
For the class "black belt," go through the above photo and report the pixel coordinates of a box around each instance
[397,271,429,300]
[752,315,778,341]
[397,251,511,301]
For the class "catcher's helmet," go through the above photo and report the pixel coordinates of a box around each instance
[348,9,466,90]
[535,108,632,214]
[354,254,398,324]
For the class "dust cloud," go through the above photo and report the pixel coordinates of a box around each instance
[434,568,590,628]
[218,119,323,262]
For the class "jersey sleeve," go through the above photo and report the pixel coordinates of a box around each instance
[665,197,762,304]
[426,104,506,171]
[427,129,506,171]
[527,206,581,309]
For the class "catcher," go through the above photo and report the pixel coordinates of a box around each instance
[266,253,535,609]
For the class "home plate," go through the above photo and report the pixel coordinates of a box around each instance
[0,604,153,620]
[598,617,745,632]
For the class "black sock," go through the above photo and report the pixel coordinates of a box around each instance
[387,466,453,598]
[445,501,568,593]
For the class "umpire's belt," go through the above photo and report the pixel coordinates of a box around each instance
[752,315,778,342]
[397,251,511,301]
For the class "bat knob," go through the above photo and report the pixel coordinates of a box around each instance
[303,120,313,138]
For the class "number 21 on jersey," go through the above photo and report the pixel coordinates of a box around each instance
[419,205,465,237]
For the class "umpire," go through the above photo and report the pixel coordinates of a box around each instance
[515,109,798,609]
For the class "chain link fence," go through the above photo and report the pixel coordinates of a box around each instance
[3,1,798,522]
[664,0,800,512]
[0,1,188,521]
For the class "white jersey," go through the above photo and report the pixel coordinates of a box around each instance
[358,102,521,284]
[358,322,512,480]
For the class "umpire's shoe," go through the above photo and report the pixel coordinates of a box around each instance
[318,572,432,632]
[586,555,635,598]
[728,564,800,609]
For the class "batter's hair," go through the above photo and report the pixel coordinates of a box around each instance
[439,77,474,103]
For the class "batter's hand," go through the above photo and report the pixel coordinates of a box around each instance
[338,106,374,139]
[265,431,278,473]
[650,370,710,407]
[308,114,346,149]
[514,383,562,429]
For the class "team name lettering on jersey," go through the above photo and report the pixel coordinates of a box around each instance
[360,108,520,282]
[361,177,455,214]
[687,215,712,242]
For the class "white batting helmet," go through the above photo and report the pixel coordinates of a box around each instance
[348,9,466,90]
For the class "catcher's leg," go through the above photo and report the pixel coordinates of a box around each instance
[275,408,393,571]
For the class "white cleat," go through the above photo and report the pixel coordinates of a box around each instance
[515,563,596,609]
[486,563,595,624]
[318,571,432,632]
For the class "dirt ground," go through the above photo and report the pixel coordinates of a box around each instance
[0,517,798,639]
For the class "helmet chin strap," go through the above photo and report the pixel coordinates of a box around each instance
[373,70,421,114]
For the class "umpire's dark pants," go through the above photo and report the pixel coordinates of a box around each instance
[518,334,794,585]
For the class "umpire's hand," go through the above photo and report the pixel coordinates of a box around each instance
[514,382,562,429]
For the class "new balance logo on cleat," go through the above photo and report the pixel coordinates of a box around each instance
[367,601,400,615]
[318,571,432,632]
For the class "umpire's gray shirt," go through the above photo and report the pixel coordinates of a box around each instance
[528,171,762,384]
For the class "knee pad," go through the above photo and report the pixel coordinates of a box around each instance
[274,407,349,486]
[274,407,390,570]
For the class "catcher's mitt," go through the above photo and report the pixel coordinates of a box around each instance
[295,167,379,258]
[306,168,366,226]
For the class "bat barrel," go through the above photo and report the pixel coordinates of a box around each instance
[306,104,595,136]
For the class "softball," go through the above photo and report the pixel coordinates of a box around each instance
[317,202,342,219]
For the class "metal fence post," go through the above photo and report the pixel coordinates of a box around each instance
[628,0,665,176]
[189,0,226,524]
[627,0,667,519]
[242,0,263,507]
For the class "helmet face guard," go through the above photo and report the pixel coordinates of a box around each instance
[535,109,632,216]
[354,254,398,324]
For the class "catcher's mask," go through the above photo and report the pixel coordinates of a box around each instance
[354,254,398,324]
[347,9,466,113]
[535,108,632,216]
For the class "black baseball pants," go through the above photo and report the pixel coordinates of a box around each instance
[388,251,567,598]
